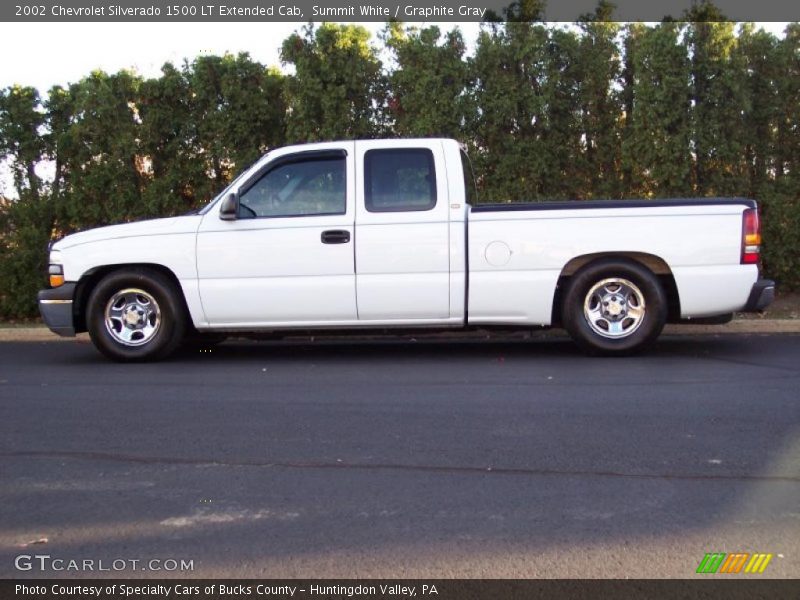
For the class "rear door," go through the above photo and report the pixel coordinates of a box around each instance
[354,140,451,321]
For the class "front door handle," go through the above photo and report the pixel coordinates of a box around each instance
[321,230,351,244]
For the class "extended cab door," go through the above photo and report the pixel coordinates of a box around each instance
[195,143,357,327]
[354,140,452,322]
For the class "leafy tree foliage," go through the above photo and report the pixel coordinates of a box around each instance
[51,70,145,230]
[757,24,800,287]
[0,87,53,317]
[137,54,286,216]
[384,23,472,139]
[575,5,623,199]
[138,62,207,216]
[188,54,286,188]
[471,21,553,201]
[281,23,384,141]
[685,11,748,195]
[622,22,693,197]
[0,86,48,199]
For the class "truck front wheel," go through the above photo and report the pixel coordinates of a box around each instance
[86,269,187,362]
[562,259,667,356]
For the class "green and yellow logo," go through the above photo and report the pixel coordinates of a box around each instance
[696,552,773,574]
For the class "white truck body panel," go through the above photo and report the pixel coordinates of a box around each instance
[46,138,765,340]
[353,139,453,322]
[50,216,206,327]
[467,205,752,321]
[195,141,358,327]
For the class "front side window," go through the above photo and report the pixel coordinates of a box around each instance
[238,154,346,218]
[364,149,436,212]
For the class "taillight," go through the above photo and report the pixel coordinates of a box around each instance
[741,208,761,265]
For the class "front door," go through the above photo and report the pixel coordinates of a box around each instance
[196,143,357,327]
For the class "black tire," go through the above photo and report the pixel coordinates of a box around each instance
[86,268,187,362]
[561,258,667,356]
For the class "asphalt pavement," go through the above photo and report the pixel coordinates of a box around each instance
[0,334,799,578]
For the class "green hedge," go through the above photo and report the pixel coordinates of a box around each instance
[1,20,799,319]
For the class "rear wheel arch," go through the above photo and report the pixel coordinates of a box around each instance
[551,252,680,326]
[558,256,669,355]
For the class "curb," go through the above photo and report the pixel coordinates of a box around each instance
[663,320,800,335]
[1,320,799,343]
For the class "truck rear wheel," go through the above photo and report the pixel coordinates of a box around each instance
[562,259,666,356]
[86,268,187,362]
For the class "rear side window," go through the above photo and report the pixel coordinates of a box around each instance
[364,148,436,212]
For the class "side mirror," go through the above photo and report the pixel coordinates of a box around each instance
[219,193,238,221]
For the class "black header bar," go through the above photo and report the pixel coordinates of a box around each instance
[2,0,799,22]
[3,579,800,600]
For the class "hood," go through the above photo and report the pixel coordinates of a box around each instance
[53,215,203,250]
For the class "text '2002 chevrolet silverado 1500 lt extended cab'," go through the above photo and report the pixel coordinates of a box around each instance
[38,138,775,361]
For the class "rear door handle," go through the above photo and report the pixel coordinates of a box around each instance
[321,230,350,244]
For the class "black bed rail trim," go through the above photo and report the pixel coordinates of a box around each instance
[470,197,757,212]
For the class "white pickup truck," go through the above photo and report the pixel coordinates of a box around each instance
[38,138,774,361]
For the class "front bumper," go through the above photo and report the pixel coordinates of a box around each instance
[743,279,775,312]
[37,283,77,337]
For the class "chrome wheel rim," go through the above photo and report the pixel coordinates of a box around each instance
[104,288,161,347]
[583,278,646,339]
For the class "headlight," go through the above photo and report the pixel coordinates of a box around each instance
[48,250,64,287]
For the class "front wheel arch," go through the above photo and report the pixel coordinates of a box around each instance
[85,267,188,361]
[74,263,191,333]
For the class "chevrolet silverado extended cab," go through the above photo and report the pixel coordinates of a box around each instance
[38,138,775,361]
